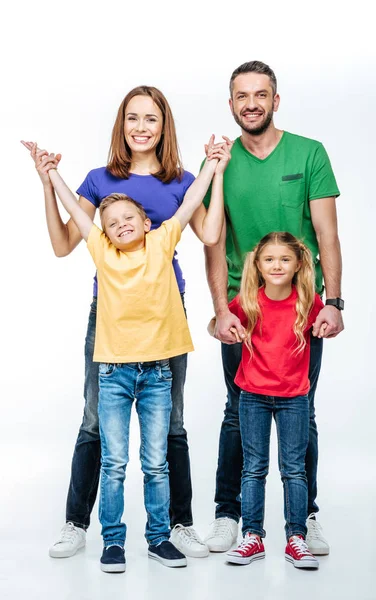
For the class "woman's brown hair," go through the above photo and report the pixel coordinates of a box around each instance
[107,86,183,183]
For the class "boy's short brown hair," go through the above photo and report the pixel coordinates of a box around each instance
[99,193,148,230]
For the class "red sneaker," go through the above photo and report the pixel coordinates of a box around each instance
[226,533,265,565]
[285,535,319,569]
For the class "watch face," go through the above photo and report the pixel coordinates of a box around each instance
[338,298,345,310]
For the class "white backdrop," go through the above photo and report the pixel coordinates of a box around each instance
[1,1,375,598]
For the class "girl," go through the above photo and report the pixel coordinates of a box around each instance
[22,86,227,560]
[209,232,326,569]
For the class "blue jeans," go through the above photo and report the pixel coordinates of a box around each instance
[240,392,309,540]
[215,334,323,521]
[66,296,193,529]
[98,361,172,547]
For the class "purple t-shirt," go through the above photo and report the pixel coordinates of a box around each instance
[77,167,195,296]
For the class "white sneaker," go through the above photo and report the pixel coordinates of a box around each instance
[170,524,209,558]
[49,522,86,558]
[306,514,330,555]
[204,517,238,552]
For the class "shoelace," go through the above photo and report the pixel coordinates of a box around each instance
[290,536,311,556]
[210,518,234,539]
[58,522,79,544]
[176,526,204,546]
[307,517,324,540]
[237,534,259,552]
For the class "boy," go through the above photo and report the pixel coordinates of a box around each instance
[44,141,229,572]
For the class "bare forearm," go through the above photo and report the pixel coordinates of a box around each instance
[43,182,72,256]
[199,173,224,245]
[204,242,229,316]
[176,160,217,229]
[49,170,93,241]
[318,233,342,298]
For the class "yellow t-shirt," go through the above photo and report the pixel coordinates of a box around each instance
[87,217,194,363]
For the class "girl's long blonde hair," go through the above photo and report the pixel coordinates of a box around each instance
[239,232,316,355]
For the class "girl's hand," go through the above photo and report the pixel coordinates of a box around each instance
[21,141,61,187]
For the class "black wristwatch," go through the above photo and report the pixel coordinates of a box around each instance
[325,298,344,311]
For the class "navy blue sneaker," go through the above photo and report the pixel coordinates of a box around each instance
[100,545,126,573]
[148,540,187,567]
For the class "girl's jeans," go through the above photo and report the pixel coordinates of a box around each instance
[239,391,309,540]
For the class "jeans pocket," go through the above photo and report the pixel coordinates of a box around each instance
[99,363,116,377]
[157,360,172,381]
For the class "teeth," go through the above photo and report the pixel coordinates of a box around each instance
[133,136,149,142]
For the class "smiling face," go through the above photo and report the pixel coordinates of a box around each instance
[123,95,163,155]
[257,243,301,293]
[230,73,280,136]
[102,200,151,252]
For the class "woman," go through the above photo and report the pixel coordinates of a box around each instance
[22,86,222,559]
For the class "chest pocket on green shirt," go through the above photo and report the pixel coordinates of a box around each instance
[280,178,305,208]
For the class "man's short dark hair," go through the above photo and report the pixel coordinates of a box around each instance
[229,61,277,96]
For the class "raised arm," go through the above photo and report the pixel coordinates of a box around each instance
[175,137,229,244]
[48,168,93,241]
[310,197,344,338]
[204,222,245,344]
[21,141,95,256]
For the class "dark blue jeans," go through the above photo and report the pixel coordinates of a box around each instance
[240,392,309,540]
[215,334,323,522]
[66,296,193,529]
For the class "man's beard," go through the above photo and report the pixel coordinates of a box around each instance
[233,107,274,136]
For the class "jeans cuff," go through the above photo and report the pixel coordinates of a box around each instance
[147,535,170,547]
[104,539,125,548]
[215,512,240,524]
[66,520,88,531]
[242,528,265,538]
[286,529,307,540]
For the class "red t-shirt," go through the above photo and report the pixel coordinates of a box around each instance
[229,287,324,397]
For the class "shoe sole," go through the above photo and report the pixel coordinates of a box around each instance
[148,551,187,567]
[307,546,330,555]
[49,541,86,558]
[285,554,319,569]
[100,562,126,573]
[226,551,265,565]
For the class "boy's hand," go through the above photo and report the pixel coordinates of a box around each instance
[21,140,61,187]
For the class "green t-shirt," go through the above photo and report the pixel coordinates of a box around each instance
[203,131,340,300]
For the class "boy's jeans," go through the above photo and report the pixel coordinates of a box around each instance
[239,391,309,540]
[215,334,323,522]
[98,361,172,547]
[66,295,192,529]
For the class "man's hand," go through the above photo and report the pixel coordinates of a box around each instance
[312,305,344,338]
[212,310,246,344]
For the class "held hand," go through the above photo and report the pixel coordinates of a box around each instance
[222,135,234,152]
[312,305,344,339]
[210,310,246,344]
[21,140,61,186]
[213,142,231,175]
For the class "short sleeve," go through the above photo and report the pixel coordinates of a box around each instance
[76,170,101,207]
[228,295,248,327]
[148,217,181,261]
[87,224,105,268]
[309,144,340,201]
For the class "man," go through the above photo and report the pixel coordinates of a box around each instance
[203,61,344,555]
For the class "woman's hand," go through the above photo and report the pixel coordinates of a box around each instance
[21,140,61,187]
